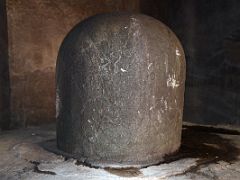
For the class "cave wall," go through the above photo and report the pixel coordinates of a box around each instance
[141,0,240,126]
[0,0,10,130]
[7,0,140,126]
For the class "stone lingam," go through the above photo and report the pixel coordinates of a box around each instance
[56,12,186,168]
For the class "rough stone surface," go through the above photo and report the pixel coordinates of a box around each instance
[0,123,240,179]
[0,0,10,130]
[56,13,185,167]
[6,0,140,126]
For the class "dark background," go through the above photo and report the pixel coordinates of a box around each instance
[0,0,10,129]
[141,0,240,126]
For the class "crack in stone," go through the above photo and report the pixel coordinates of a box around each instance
[30,161,56,176]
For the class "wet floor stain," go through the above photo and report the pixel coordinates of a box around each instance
[104,125,240,177]
[161,125,240,174]
[104,167,142,177]
[30,161,56,175]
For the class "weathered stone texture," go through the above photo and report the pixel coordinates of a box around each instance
[57,13,185,167]
[7,0,139,126]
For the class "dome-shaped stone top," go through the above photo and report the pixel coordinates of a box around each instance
[56,12,186,168]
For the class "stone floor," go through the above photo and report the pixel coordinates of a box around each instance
[0,123,240,180]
